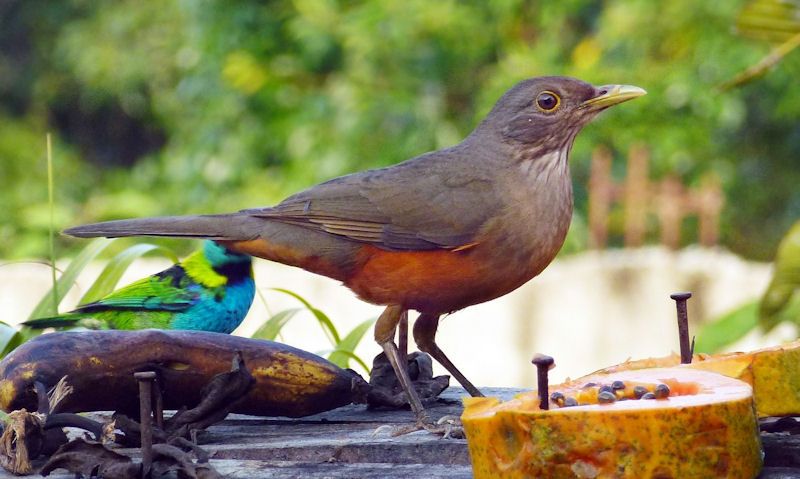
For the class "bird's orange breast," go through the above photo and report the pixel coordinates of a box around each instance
[346,245,499,313]
[225,239,515,314]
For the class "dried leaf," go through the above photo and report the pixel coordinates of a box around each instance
[0,409,43,475]
[40,438,139,478]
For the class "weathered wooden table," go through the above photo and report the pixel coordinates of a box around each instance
[8,387,800,478]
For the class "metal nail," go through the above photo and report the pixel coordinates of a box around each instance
[134,371,157,478]
[670,292,692,364]
[152,379,164,431]
[531,354,555,410]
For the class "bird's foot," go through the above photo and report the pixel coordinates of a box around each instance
[426,415,464,439]
[374,415,464,439]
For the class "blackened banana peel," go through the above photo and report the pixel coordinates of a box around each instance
[0,330,369,417]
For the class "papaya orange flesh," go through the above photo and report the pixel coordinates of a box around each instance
[591,340,800,417]
[463,368,762,479]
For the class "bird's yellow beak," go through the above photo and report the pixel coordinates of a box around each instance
[581,84,647,111]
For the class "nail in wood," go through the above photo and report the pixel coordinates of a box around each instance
[135,371,157,478]
[152,379,164,431]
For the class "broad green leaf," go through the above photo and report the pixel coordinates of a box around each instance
[251,308,302,341]
[328,318,376,370]
[79,243,179,304]
[271,288,341,346]
[28,238,114,320]
[760,221,800,328]
[695,301,759,353]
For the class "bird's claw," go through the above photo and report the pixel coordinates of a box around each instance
[374,415,464,439]
[433,415,464,439]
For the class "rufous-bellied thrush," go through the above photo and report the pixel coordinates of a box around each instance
[65,76,645,432]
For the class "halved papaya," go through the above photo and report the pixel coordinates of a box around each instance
[463,368,762,479]
[591,340,800,417]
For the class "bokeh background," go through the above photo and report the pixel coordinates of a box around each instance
[2,0,800,386]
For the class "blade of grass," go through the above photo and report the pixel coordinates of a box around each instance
[270,288,341,346]
[79,243,179,304]
[251,308,302,341]
[28,238,114,319]
[328,318,376,370]
[255,288,273,317]
[47,133,58,314]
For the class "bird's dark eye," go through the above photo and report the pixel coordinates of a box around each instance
[536,91,560,112]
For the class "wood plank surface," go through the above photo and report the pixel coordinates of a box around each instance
[4,387,800,478]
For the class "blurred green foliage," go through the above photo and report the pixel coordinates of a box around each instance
[1,0,799,260]
[759,220,800,330]
[696,219,800,352]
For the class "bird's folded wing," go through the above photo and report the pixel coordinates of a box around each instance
[244,153,500,251]
[73,274,199,313]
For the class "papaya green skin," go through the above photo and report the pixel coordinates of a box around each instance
[0,330,369,417]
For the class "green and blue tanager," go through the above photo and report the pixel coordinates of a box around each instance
[24,240,255,333]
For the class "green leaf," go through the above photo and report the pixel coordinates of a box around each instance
[79,243,179,304]
[722,0,800,89]
[759,221,800,328]
[28,238,114,320]
[328,318,376,371]
[328,349,371,374]
[250,308,302,341]
[695,301,759,353]
[737,0,800,43]
[0,321,21,358]
[270,288,341,346]
[0,321,37,358]
[0,322,17,349]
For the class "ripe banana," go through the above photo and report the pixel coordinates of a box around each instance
[0,330,369,417]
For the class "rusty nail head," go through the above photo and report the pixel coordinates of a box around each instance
[670,292,692,301]
[531,354,555,370]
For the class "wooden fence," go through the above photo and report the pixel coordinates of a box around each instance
[587,145,724,249]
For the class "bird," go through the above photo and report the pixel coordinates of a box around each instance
[24,240,255,334]
[63,76,645,430]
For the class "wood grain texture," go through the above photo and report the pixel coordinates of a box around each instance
[6,388,800,478]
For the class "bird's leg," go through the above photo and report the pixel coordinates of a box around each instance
[374,305,429,424]
[397,310,408,371]
[413,313,484,398]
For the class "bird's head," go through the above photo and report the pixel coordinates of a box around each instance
[482,76,645,153]
[202,240,252,267]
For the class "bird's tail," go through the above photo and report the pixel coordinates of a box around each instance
[63,213,259,241]
[22,316,80,330]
